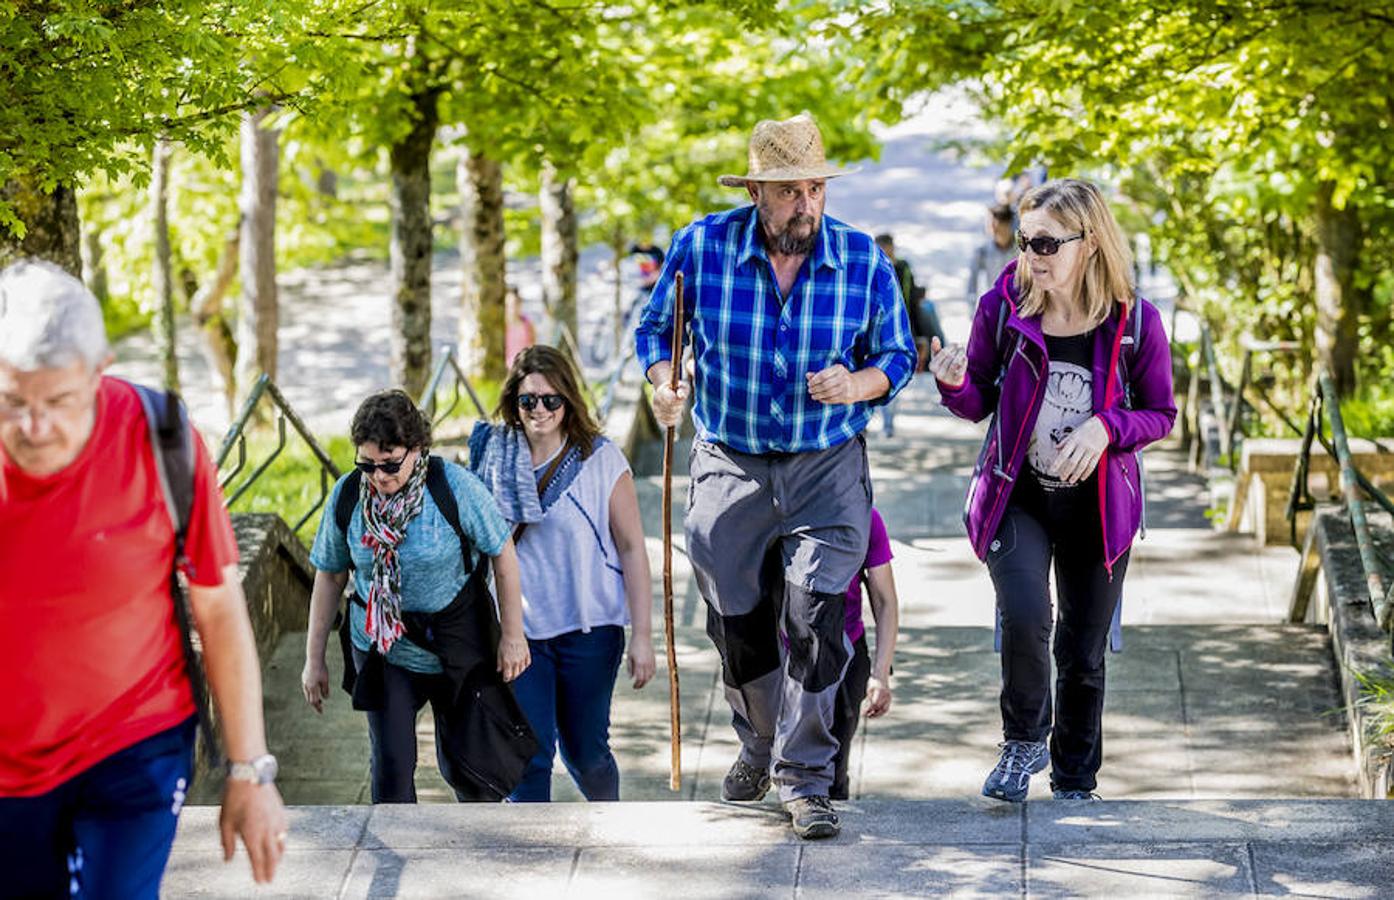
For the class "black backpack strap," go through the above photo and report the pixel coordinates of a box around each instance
[425,455,476,570]
[1119,296,1144,409]
[993,293,1018,387]
[132,382,219,768]
[335,468,363,537]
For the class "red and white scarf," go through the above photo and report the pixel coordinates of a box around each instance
[358,453,429,654]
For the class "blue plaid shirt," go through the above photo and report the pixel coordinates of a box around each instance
[636,205,916,455]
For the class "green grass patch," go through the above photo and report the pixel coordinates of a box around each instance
[1353,664,1394,750]
[221,432,354,541]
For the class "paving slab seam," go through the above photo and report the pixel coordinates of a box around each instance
[335,810,373,900]
[1174,648,1201,796]
[792,843,805,899]
[689,666,721,800]
[1244,841,1260,897]
[1020,800,1031,898]
[564,846,582,895]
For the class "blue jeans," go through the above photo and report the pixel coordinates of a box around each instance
[0,717,196,899]
[508,625,625,802]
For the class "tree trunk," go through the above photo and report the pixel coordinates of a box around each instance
[235,107,281,407]
[81,224,109,305]
[457,149,507,382]
[611,226,626,362]
[193,224,241,416]
[540,161,579,347]
[1313,182,1362,397]
[150,140,179,392]
[388,87,440,399]
[0,178,81,275]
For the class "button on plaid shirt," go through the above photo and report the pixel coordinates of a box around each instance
[635,205,916,455]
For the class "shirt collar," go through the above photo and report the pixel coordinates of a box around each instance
[738,206,844,272]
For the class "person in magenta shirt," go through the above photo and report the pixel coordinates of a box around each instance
[831,506,900,800]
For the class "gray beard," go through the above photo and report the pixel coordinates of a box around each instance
[761,211,819,256]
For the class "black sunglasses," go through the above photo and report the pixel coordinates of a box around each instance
[1016,231,1085,256]
[517,393,565,412]
[354,455,408,475]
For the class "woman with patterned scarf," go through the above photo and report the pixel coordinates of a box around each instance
[301,390,530,802]
[470,345,657,802]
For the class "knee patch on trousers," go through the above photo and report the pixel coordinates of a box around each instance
[783,584,850,693]
[706,599,781,689]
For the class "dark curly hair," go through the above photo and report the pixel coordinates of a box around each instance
[495,345,601,457]
[350,389,432,452]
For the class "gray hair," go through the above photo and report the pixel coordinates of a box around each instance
[0,259,111,372]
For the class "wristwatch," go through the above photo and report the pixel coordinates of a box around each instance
[226,753,279,785]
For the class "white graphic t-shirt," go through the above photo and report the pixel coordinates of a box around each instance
[1028,331,1095,490]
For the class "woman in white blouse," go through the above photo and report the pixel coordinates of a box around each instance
[470,345,656,801]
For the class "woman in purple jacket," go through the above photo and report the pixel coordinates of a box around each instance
[930,178,1176,802]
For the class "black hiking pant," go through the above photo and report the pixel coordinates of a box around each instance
[985,472,1129,792]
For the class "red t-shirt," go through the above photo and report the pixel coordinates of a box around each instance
[0,378,239,797]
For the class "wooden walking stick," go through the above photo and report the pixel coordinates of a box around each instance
[661,271,686,791]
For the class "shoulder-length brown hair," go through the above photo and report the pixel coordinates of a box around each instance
[496,344,602,458]
[1014,178,1134,325]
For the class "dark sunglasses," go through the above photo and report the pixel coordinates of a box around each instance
[1016,231,1085,256]
[354,455,408,475]
[517,393,565,412]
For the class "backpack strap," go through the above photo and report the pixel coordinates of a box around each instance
[131,382,219,767]
[335,468,363,536]
[993,291,1019,387]
[425,455,476,570]
[333,457,475,599]
[1118,297,1148,542]
[1118,295,1144,408]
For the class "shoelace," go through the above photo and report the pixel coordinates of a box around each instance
[998,741,1039,774]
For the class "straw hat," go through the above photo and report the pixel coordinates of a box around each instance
[717,113,859,188]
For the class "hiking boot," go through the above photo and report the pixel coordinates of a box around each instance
[721,759,771,802]
[981,739,1049,803]
[1053,789,1101,801]
[785,795,840,840]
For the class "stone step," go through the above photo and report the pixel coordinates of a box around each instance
[164,798,1394,897]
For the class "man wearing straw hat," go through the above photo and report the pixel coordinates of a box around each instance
[636,113,916,839]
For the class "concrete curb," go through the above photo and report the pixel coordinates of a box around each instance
[1305,508,1394,798]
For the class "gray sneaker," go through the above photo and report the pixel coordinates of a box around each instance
[721,759,771,802]
[981,739,1049,803]
[785,795,840,840]
[1053,789,1101,801]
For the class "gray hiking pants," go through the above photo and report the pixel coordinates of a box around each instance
[686,436,872,801]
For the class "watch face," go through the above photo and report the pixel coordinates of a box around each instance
[230,754,279,784]
[256,755,279,783]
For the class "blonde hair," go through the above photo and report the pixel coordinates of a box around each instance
[1014,179,1134,324]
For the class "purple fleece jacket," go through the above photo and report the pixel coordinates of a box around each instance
[938,261,1177,573]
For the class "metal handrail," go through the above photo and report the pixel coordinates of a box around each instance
[215,374,341,534]
[597,292,651,424]
[1285,371,1394,633]
[1201,325,1232,462]
[1223,338,1303,467]
[419,344,488,425]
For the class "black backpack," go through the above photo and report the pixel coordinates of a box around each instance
[130,382,219,768]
